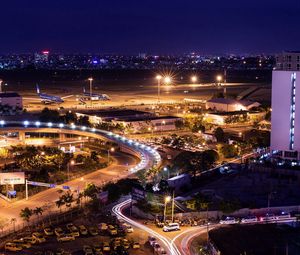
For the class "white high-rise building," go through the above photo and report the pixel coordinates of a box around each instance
[271,52,300,159]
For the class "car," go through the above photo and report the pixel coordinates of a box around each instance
[154,243,162,252]
[108,225,117,236]
[83,245,94,255]
[259,213,277,222]
[44,227,54,236]
[132,242,140,249]
[93,244,102,252]
[79,225,88,235]
[32,232,46,243]
[148,236,157,246]
[13,239,32,248]
[98,223,108,231]
[219,216,238,225]
[57,234,75,242]
[21,236,37,245]
[160,248,168,255]
[241,215,258,223]
[102,242,111,252]
[122,240,130,249]
[277,211,291,220]
[56,248,66,255]
[54,227,64,237]
[89,226,98,236]
[122,223,134,233]
[66,223,78,232]
[163,223,180,232]
[4,242,23,251]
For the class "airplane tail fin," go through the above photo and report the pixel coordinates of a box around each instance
[36,84,40,94]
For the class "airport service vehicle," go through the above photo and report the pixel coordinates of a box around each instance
[79,225,88,235]
[32,232,46,243]
[5,242,22,251]
[57,234,75,242]
[219,216,238,225]
[163,223,180,232]
[241,215,258,223]
[82,88,111,101]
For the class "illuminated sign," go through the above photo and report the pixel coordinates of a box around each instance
[0,172,25,185]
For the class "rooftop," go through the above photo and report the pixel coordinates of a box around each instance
[207,98,258,107]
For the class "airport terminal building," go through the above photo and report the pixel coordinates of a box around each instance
[271,52,300,159]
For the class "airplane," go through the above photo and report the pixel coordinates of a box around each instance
[24,84,73,104]
[81,87,111,101]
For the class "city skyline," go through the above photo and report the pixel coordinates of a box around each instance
[1,0,299,54]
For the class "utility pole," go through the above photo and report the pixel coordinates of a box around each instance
[0,79,2,93]
[25,179,28,200]
[171,190,175,222]
[223,69,227,97]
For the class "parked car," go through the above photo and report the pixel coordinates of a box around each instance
[32,232,46,243]
[79,225,88,236]
[12,239,32,249]
[4,242,22,252]
[98,223,108,231]
[132,242,140,249]
[148,236,157,246]
[219,216,238,225]
[57,234,75,242]
[44,227,54,236]
[54,227,64,237]
[103,242,111,252]
[163,223,180,232]
[21,236,36,245]
[89,226,98,236]
[241,215,258,223]
[83,245,93,255]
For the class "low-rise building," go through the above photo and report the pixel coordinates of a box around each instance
[0,92,23,109]
[206,98,260,112]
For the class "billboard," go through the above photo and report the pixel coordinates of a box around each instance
[0,172,25,185]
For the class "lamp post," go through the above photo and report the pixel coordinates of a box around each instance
[67,159,75,181]
[108,147,115,163]
[156,75,162,106]
[216,75,222,86]
[163,196,171,223]
[163,166,169,179]
[191,75,198,83]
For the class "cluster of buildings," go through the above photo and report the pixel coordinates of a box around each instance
[0,52,274,70]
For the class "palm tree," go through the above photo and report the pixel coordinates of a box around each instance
[10,218,17,232]
[20,207,33,227]
[55,198,65,213]
[33,207,43,224]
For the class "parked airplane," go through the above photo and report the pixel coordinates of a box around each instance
[81,87,111,101]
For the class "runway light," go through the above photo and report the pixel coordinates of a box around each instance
[59,123,64,128]
[35,121,41,127]
[47,122,53,127]
[23,120,29,126]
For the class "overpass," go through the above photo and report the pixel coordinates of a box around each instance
[0,120,161,173]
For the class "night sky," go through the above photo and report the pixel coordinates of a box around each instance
[1,0,300,54]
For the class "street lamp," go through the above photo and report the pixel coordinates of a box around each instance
[164,76,171,85]
[216,75,222,85]
[156,75,162,105]
[67,159,75,181]
[108,147,115,163]
[88,77,93,97]
[191,75,198,83]
[163,166,169,179]
[163,196,171,222]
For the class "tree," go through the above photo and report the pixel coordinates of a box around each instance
[0,217,9,233]
[83,183,98,199]
[175,120,184,130]
[219,144,238,158]
[39,108,60,123]
[33,207,43,222]
[20,207,33,225]
[214,127,225,142]
[55,198,65,212]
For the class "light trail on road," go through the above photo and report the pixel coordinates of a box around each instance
[112,199,182,255]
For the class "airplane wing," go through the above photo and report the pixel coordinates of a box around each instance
[61,95,74,99]
[23,97,42,101]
